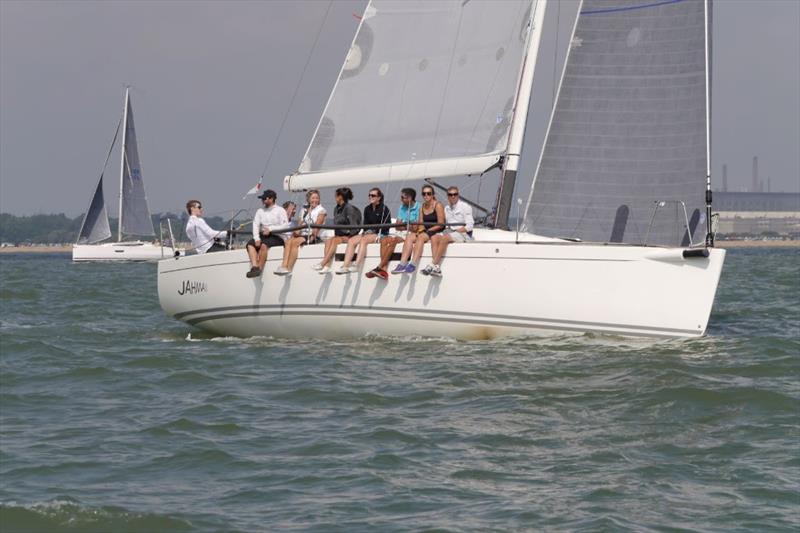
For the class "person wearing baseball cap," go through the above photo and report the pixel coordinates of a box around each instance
[245,189,290,278]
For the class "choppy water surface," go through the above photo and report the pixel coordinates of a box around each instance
[1,249,798,532]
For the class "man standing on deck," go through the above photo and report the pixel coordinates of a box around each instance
[245,189,289,278]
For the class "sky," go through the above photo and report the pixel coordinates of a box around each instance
[1,0,798,219]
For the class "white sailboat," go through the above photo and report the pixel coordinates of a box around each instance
[158,0,726,340]
[73,88,177,262]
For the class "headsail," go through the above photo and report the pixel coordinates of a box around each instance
[76,176,112,244]
[285,0,536,191]
[120,95,155,237]
[524,0,710,246]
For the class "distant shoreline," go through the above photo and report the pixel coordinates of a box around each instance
[1,240,797,255]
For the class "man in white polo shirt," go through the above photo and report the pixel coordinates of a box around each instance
[245,189,290,278]
[422,186,474,277]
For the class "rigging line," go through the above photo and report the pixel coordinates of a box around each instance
[423,6,465,178]
[259,0,334,180]
[552,0,560,105]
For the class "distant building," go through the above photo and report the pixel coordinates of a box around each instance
[713,191,800,237]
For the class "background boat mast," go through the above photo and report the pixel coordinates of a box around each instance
[118,87,129,243]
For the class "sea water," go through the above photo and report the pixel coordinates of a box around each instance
[0,249,798,532]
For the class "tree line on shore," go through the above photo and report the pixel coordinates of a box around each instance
[0,213,226,245]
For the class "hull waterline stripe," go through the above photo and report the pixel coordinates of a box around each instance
[184,309,697,338]
[174,304,701,336]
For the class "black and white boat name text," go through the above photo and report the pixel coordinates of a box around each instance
[178,280,207,295]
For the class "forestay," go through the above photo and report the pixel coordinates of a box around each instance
[120,97,155,237]
[524,0,710,246]
[285,0,536,191]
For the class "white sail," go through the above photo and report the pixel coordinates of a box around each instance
[119,94,155,237]
[524,0,711,246]
[285,0,536,191]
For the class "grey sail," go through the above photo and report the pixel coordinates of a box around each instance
[120,97,155,237]
[76,176,112,244]
[288,0,535,189]
[524,0,710,246]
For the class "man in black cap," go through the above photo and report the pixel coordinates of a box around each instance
[245,189,290,278]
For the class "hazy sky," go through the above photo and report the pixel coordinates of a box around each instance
[1,0,798,219]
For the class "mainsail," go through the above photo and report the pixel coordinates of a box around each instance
[120,95,155,237]
[524,0,710,246]
[285,0,537,191]
[76,176,112,244]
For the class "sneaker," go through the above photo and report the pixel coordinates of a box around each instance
[375,268,389,281]
[246,266,261,278]
[335,266,351,275]
[311,263,323,271]
[392,263,407,274]
[319,266,331,274]
[420,264,434,276]
[404,263,416,274]
[348,265,359,273]
[430,264,442,277]
[365,268,379,279]
[274,266,291,276]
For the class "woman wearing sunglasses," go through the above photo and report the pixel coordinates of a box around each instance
[337,187,391,274]
[392,184,444,274]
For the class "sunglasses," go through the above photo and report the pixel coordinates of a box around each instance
[368,193,379,198]
[447,193,458,197]
[194,204,203,209]
[422,191,434,196]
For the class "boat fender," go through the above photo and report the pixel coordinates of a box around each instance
[682,248,710,259]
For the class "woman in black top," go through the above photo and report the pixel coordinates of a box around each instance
[393,184,444,274]
[337,188,391,274]
[317,187,362,273]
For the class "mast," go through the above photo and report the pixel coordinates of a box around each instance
[704,0,714,247]
[117,87,129,242]
[492,0,547,230]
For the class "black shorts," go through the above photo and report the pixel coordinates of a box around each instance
[247,234,285,249]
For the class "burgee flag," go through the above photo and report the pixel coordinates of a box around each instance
[243,177,263,199]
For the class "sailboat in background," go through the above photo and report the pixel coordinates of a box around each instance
[158,0,725,340]
[73,88,177,262]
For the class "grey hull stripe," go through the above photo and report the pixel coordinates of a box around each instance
[160,255,632,275]
[176,304,700,336]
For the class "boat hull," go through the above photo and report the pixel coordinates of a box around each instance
[73,242,178,262]
[157,232,726,340]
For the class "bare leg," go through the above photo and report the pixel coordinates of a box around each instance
[257,245,269,270]
[321,236,346,267]
[399,234,417,263]
[433,236,451,265]
[411,233,430,265]
[355,234,377,268]
[247,244,259,267]
[284,237,303,270]
[342,235,362,267]
[378,237,400,270]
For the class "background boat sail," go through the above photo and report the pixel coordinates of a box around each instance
[158,0,725,340]
[73,88,177,262]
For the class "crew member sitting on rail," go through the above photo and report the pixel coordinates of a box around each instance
[423,186,474,277]
[392,184,444,274]
[313,187,362,274]
[245,189,289,278]
[365,187,420,281]
[337,187,391,274]
[276,190,326,276]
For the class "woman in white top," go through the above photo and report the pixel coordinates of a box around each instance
[185,200,227,254]
[276,190,326,275]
